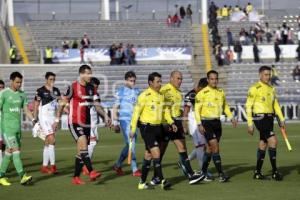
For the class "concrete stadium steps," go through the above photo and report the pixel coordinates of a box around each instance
[217,19,299,46]
[222,63,300,103]
[27,20,192,49]
[0,64,194,103]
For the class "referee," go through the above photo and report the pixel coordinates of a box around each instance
[246,65,285,181]
[157,71,204,185]
[130,72,176,190]
[195,70,237,183]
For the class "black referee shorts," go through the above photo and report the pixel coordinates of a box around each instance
[253,114,275,143]
[202,119,222,142]
[162,119,185,141]
[139,124,163,152]
[68,123,91,144]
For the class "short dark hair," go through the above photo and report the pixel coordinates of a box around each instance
[198,78,208,88]
[259,66,271,73]
[207,70,218,78]
[10,71,23,80]
[124,71,136,80]
[148,72,161,84]
[45,72,56,79]
[90,77,100,86]
[79,64,92,74]
[0,80,4,86]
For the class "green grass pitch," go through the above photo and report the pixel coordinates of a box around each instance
[1,124,299,200]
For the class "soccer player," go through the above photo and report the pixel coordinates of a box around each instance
[0,80,5,165]
[130,72,175,190]
[53,64,111,185]
[0,72,35,186]
[153,71,204,185]
[183,78,208,172]
[246,66,285,181]
[195,70,237,183]
[34,72,61,174]
[82,77,101,175]
[112,71,141,177]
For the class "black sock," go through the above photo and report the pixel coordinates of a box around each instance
[268,148,277,173]
[74,156,84,177]
[153,158,164,181]
[202,152,212,174]
[256,149,266,173]
[179,152,194,177]
[212,153,223,174]
[80,150,93,172]
[141,159,151,183]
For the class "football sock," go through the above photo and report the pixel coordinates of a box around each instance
[74,155,84,177]
[0,152,12,177]
[153,158,164,181]
[268,148,277,173]
[212,153,223,174]
[88,141,97,159]
[12,151,25,178]
[179,152,194,177]
[48,145,55,165]
[202,152,212,174]
[140,159,151,183]
[80,150,93,172]
[43,146,49,166]
[256,149,266,172]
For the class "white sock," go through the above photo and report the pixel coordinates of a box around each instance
[88,141,97,159]
[43,146,50,166]
[48,145,55,165]
[188,149,197,161]
[0,150,2,166]
[195,147,205,170]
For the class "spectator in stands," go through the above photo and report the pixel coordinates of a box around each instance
[44,46,53,64]
[281,23,288,44]
[80,47,84,63]
[297,16,300,28]
[253,42,260,63]
[167,15,172,27]
[234,5,240,12]
[292,65,300,81]
[109,44,117,65]
[72,39,78,49]
[249,26,256,43]
[81,33,91,48]
[221,5,229,19]
[226,28,233,47]
[239,28,249,45]
[215,43,225,66]
[130,44,137,64]
[298,29,300,42]
[265,22,273,43]
[225,47,234,65]
[246,2,253,15]
[233,41,243,63]
[274,40,281,62]
[287,27,293,44]
[179,6,186,20]
[296,42,300,61]
[186,4,193,24]
[9,45,18,64]
[115,46,123,65]
[174,4,179,16]
[62,40,69,51]
[271,65,280,86]
[274,27,282,43]
[172,14,181,27]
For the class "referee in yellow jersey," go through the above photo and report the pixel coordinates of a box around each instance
[246,66,285,181]
[130,72,176,190]
[195,70,237,183]
[157,71,204,185]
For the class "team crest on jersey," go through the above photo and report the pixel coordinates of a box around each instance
[261,97,266,102]
[151,105,155,110]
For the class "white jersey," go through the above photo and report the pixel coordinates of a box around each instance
[35,86,61,135]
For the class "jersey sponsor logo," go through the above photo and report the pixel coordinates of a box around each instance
[9,107,20,112]
[79,102,93,106]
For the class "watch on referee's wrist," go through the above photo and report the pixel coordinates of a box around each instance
[55,118,60,123]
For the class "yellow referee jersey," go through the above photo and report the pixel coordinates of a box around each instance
[194,86,233,124]
[245,81,284,127]
[160,83,182,118]
[130,87,174,133]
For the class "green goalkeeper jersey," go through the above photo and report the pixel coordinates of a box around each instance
[0,88,28,134]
